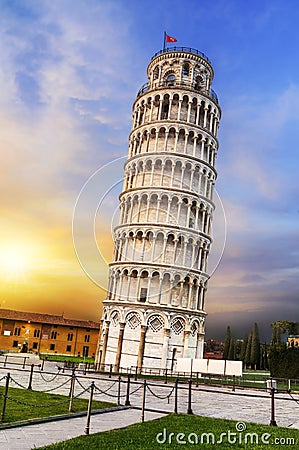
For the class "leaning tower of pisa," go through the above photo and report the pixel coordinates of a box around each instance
[97,46,221,372]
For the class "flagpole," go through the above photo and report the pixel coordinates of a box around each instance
[163,31,166,51]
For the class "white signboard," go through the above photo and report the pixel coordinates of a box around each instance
[176,358,243,377]
[225,360,243,376]
[207,359,225,375]
[176,357,192,373]
[193,358,208,374]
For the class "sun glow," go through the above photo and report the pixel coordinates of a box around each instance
[0,243,33,281]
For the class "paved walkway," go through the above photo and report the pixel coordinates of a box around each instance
[0,359,298,449]
[0,408,165,449]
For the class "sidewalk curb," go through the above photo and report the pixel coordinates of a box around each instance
[0,405,130,430]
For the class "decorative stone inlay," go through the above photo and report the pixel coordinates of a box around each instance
[111,310,120,326]
[191,322,199,336]
[148,314,164,332]
[171,318,185,335]
[127,312,141,329]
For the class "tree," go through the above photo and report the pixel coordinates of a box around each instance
[228,339,235,360]
[240,335,248,363]
[250,323,260,370]
[223,326,232,360]
[244,332,252,369]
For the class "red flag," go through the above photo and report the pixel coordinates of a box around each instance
[166,34,177,43]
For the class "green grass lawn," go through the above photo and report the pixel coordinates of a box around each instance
[40,354,95,364]
[37,414,299,449]
[0,386,115,424]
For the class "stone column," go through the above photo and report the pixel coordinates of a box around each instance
[95,319,104,364]
[195,331,204,358]
[137,325,148,373]
[203,106,208,128]
[174,130,179,153]
[161,328,171,369]
[100,321,110,370]
[183,329,191,357]
[178,99,182,121]
[114,322,125,372]
[209,112,214,132]
[158,99,163,120]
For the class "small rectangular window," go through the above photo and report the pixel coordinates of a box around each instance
[34,329,40,338]
[67,333,73,341]
[66,345,72,352]
[32,342,38,349]
[14,328,21,336]
[50,343,55,350]
[84,335,90,343]
[12,340,18,347]
[51,331,57,339]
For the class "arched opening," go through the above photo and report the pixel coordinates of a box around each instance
[166,74,176,86]
[182,62,190,77]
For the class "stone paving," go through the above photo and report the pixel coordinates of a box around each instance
[0,358,298,449]
[0,408,165,449]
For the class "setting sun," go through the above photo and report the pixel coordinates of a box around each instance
[0,244,32,281]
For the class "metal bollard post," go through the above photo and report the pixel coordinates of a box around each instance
[187,379,193,415]
[269,387,277,426]
[27,364,34,390]
[164,368,168,384]
[174,379,178,414]
[125,374,131,406]
[4,355,7,368]
[68,369,76,412]
[232,374,236,392]
[141,380,147,423]
[84,381,95,435]
[117,375,121,405]
[23,357,27,369]
[1,373,10,422]
[135,366,138,381]
[41,359,45,371]
[109,364,113,378]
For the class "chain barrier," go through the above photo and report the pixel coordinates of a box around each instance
[10,377,29,390]
[0,376,6,383]
[10,373,71,394]
[93,381,121,398]
[39,370,62,383]
[129,384,144,395]
[74,376,89,391]
[288,391,299,407]
[93,380,117,395]
[4,384,91,409]
[37,377,71,393]
[147,384,175,401]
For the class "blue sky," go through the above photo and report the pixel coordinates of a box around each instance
[0,0,298,340]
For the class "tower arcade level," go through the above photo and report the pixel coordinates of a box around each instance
[97,47,221,371]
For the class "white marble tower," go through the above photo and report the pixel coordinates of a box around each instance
[97,46,221,372]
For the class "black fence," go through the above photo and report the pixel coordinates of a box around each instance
[0,367,299,430]
[0,355,298,394]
